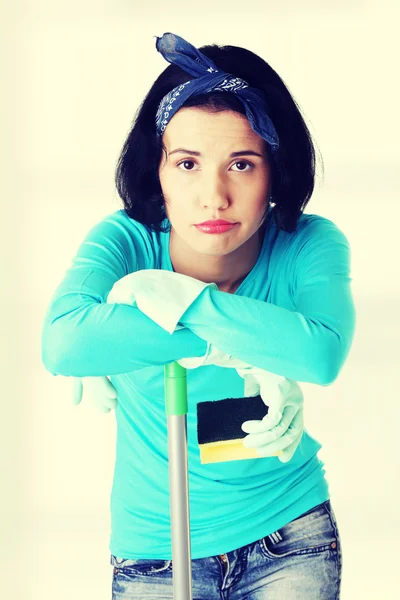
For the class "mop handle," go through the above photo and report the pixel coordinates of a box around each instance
[165,362,193,600]
[165,361,188,416]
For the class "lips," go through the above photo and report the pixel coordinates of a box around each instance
[196,220,235,226]
[194,221,237,234]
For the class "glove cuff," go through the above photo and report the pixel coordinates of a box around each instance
[177,342,212,369]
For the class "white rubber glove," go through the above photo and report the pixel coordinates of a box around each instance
[237,369,304,463]
[108,269,247,370]
[72,376,118,413]
[178,345,251,369]
[72,269,199,411]
[107,269,218,334]
[73,269,303,449]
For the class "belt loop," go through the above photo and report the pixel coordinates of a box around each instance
[268,530,283,544]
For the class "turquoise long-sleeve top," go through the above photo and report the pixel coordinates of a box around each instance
[41,207,356,560]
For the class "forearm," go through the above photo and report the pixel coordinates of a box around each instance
[41,272,207,377]
[41,301,207,377]
[180,286,355,384]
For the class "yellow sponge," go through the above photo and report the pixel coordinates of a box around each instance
[197,395,281,464]
[199,438,261,464]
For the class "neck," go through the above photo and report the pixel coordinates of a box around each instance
[169,222,266,294]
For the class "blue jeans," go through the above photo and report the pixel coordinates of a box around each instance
[110,500,342,599]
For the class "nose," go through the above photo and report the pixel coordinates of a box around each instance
[199,172,230,210]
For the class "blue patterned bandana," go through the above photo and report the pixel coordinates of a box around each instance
[154,32,279,151]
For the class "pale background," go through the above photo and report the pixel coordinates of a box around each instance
[2,1,399,598]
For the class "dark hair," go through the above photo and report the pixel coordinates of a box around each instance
[115,42,322,233]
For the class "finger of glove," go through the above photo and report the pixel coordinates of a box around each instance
[253,430,300,457]
[101,377,118,399]
[211,357,251,368]
[178,355,208,369]
[178,341,215,369]
[259,410,304,458]
[178,358,198,368]
[93,402,112,413]
[254,406,283,431]
[101,396,118,409]
[91,394,118,412]
[243,410,281,433]
[242,405,297,437]
[242,419,296,449]
[285,382,304,408]
[85,376,118,399]
[246,412,302,456]
[278,427,304,463]
[72,378,83,406]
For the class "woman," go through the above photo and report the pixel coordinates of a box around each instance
[41,32,355,599]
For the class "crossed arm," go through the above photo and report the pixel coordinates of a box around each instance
[41,213,355,384]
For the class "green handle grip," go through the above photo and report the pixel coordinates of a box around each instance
[164,362,188,416]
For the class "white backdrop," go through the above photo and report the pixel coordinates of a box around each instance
[2,1,399,598]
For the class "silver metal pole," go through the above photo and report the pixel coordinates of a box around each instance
[167,414,193,600]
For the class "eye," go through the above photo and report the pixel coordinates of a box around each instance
[176,160,254,173]
[231,161,254,172]
[177,160,197,171]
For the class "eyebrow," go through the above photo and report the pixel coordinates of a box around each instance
[168,148,264,158]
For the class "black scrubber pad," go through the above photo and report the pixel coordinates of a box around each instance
[197,394,269,444]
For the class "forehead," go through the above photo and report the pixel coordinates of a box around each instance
[162,107,264,149]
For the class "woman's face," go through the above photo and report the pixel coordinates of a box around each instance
[158,107,272,258]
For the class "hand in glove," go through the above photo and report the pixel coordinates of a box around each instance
[238,370,304,463]
[72,376,118,413]
[181,350,305,463]
[178,343,251,369]
[106,269,217,334]
[107,270,248,370]
[71,270,244,409]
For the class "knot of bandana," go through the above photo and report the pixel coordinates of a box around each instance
[154,32,279,151]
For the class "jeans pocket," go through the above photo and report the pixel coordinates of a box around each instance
[259,501,340,559]
[110,554,172,576]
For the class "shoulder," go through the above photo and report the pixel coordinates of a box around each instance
[86,209,165,248]
[79,210,164,269]
[289,212,351,253]
[268,212,352,282]
[287,213,352,283]
[296,212,348,237]
[88,209,152,238]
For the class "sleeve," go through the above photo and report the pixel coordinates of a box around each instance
[179,218,356,385]
[41,213,208,377]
